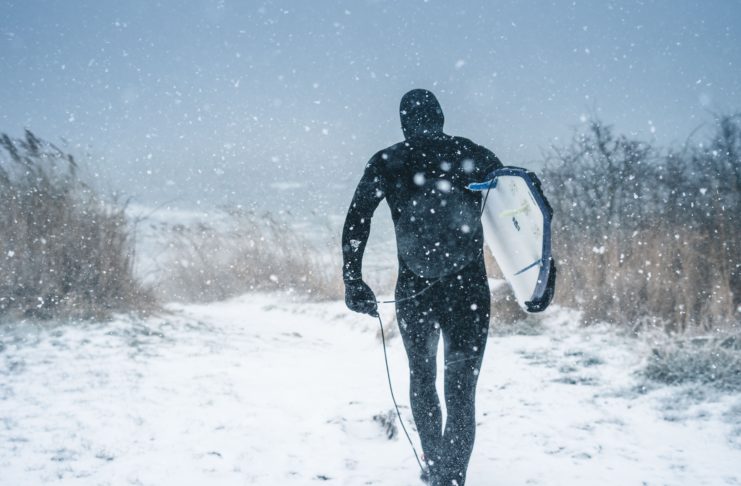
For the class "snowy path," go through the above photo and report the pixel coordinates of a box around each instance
[1,295,739,485]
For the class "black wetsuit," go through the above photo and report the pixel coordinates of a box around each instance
[342,89,502,486]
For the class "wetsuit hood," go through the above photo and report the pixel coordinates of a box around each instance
[400,89,444,139]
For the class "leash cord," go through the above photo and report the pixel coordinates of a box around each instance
[376,314,426,473]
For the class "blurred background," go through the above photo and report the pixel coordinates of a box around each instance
[2,0,739,213]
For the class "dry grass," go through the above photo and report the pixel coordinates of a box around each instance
[0,130,156,321]
[157,210,344,303]
[555,226,737,332]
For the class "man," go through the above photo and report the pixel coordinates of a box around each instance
[341,89,502,485]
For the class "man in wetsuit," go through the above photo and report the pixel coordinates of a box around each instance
[341,89,502,486]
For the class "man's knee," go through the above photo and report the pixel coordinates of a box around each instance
[409,357,437,386]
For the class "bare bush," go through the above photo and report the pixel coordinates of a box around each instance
[0,130,155,320]
[158,210,343,303]
[543,116,740,332]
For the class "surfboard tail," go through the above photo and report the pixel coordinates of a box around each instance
[525,258,557,313]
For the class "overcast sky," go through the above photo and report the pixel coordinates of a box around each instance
[2,0,740,215]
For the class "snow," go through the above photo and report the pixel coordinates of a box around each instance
[1,296,739,485]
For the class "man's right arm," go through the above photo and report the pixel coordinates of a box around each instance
[341,154,385,316]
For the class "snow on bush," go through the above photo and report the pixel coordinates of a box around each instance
[643,332,741,391]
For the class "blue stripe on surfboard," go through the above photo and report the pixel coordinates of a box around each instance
[466,178,497,191]
[514,258,541,276]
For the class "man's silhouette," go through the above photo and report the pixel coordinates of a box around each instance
[342,89,502,486]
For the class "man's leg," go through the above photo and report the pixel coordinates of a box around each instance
[437,272,490,485]
[396,293,444,474]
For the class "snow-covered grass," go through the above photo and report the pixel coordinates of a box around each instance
[1,295,739,485]
[642,332,741,392]
[128,207,344,303]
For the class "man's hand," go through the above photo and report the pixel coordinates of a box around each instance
[344,279,379,317]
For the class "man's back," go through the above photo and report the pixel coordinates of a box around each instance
[342,89,501,284]
[365,133,501,278]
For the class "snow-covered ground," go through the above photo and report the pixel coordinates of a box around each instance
[1,295,740,485]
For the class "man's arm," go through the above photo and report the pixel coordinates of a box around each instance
[341,154,385,316]
[341,154,385,281]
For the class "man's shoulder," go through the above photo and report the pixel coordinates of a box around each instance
[368,141,410,169]
[379,140,411,156]
[448,135,488,152]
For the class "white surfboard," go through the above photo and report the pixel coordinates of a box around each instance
[468,167,556,312]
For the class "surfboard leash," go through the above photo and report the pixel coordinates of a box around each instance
[375,313,426,474]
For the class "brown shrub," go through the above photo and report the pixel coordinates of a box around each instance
[0,130,156,320]
[542,116,740,332]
